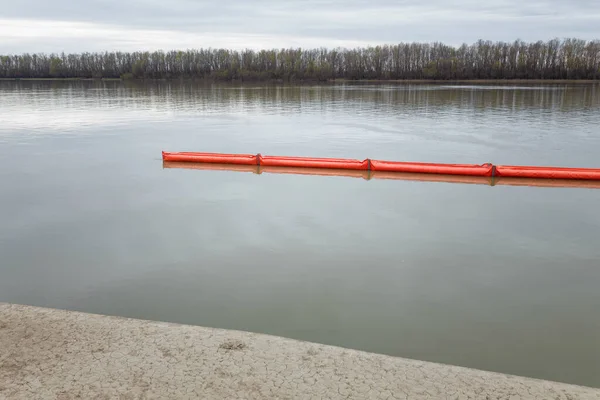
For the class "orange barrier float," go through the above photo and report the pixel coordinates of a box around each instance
[161,152,600,182]
[259,155,369,170]
[370,160,494,176]
[162,151,258,165]
[495,165,600,180]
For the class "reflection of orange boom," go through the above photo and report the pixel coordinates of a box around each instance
[163,162,260,174]
[162,162,369,179]
[163,162,600,189]
[370,170,491,185]
[493,177,600,189]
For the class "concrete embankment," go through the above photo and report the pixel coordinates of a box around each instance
[1,303,598,399]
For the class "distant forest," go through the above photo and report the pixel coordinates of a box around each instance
[1,39,599,81]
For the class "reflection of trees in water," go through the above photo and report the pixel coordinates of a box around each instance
[1,81,598,116]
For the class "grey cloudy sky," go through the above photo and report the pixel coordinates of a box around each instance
[1,0,599,53]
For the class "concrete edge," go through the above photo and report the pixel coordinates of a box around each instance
[1,303,599,399]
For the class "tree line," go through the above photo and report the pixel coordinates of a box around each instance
[1,39,599,81]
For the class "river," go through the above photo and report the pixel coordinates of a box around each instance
[0,81,599,387]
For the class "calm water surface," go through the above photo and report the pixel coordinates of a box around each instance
[1,81,599,387]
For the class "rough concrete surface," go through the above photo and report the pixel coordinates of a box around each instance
[0,303,598,400]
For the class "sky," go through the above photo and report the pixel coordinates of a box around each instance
[1,0,599,53]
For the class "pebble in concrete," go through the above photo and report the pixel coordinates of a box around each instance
[1,303,599,399]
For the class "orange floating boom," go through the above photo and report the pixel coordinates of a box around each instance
[259,155,369,170]
[370,160,493,176]
[495,165,600,180]
[162,151,258,165]
[161,152,600,181]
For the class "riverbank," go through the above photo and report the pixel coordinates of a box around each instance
[1,77,599,84]
[1,303,598,399]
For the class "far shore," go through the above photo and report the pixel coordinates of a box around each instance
[1,77,599,84]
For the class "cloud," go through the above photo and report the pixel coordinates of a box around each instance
[0,19,376,53]
[0,0,599,53]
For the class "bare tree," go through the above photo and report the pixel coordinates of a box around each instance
[1,39,598,81]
